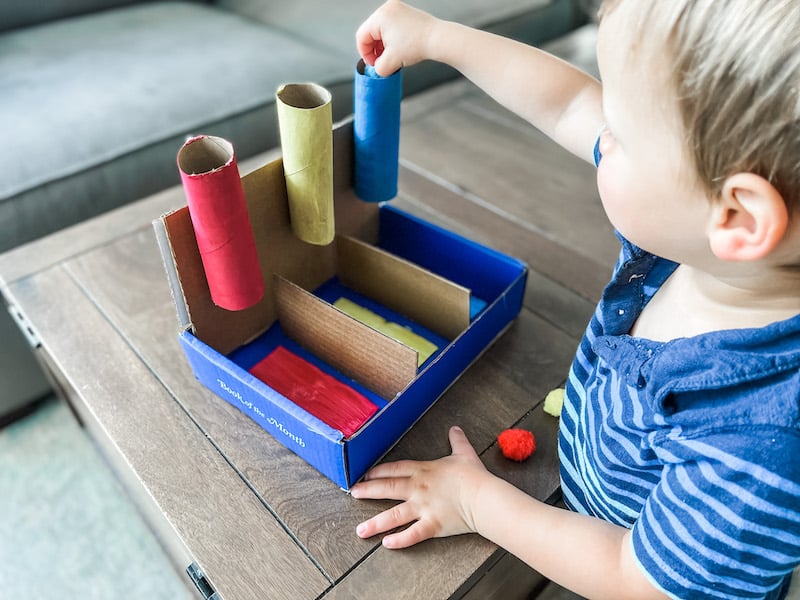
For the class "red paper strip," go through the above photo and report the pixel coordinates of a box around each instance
[249,346,379,437]
[177,135,264,311]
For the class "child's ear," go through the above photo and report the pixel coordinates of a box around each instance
[707,172,788,261]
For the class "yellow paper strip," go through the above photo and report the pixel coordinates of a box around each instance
[333,297,438,367]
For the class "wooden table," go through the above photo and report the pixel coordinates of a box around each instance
[0,26,617,600]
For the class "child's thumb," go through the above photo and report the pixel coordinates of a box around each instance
[448,426,479,459]
[373,50,401,78]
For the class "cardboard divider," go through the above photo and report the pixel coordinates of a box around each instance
[274,275,418,400]
[337,235,470,340]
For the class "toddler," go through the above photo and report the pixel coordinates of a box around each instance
[351,1,800,598]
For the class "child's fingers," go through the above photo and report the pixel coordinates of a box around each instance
[356,501,417,539]
[355,20,382,64]
[382,520,437,549]
[448,425,480,460]
[373,48,402,77]
[360,458,422,482]
[351,472,412,501]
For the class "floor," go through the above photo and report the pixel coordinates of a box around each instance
[0,394,195,599]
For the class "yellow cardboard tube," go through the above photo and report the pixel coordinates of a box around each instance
[275,83,335,245]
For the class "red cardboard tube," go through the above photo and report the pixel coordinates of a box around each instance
[177,135,264,311]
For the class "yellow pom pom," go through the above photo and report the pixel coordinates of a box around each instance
[543,388,565,418]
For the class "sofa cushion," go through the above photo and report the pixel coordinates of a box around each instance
[0,1,353,252]
[215,0,579,99]
[0,0,185,34]
[218,0,554,57]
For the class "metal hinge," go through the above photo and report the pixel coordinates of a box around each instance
[187,563,220,600]
[7,303,41,349]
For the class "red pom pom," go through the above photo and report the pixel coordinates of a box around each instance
[497,429,536,462]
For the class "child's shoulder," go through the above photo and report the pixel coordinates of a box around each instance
[650,312,800,433]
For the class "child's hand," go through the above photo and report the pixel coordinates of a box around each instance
[355,0,438,77]
[351,425,494,548]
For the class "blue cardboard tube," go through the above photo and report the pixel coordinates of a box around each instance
[354,59,403,202]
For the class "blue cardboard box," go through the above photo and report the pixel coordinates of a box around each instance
[155,120,527,489]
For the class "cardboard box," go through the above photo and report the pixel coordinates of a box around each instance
[154,119,527,489]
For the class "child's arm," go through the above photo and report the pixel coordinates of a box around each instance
[356,0,604,163]
[351,427,667,600]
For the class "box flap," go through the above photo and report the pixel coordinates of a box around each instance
[153,213,191,332]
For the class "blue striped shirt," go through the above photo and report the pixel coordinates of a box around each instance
[558,237,800,599]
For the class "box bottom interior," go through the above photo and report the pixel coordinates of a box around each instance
[226,275,489,438]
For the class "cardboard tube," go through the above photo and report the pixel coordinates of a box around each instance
[177,135,264,311]
[275,83,335,245]
[354,60,403,203]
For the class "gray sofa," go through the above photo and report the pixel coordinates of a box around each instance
[0,0,585,418]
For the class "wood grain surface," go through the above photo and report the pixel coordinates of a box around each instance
[9,264,329,600]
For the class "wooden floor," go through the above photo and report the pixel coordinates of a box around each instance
[393,25,615,600]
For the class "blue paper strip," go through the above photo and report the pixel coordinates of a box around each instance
[354,60,403,202]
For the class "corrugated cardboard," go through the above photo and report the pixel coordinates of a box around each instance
[155,118,527,489]
[274,274,418,399]
[336,234,470,340]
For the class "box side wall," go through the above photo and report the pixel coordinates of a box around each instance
[179,330,350,489]
[379,206,526,303]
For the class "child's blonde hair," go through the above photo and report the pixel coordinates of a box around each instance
[601,0,800,211]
